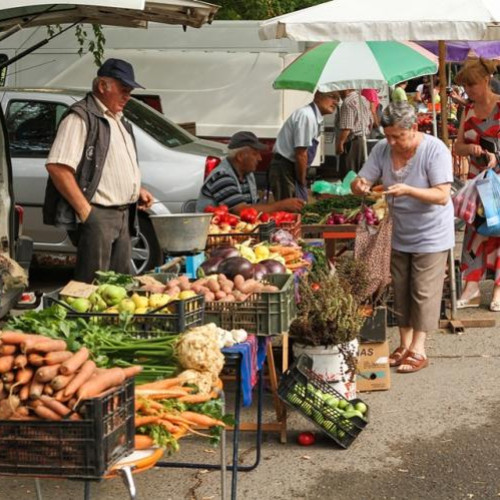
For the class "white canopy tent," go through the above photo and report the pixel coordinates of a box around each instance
[259,0,500,42]
[0,0,219,31]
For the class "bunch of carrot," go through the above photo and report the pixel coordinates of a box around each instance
[0,330,142,421]
[269,245,311,271]
[134,376,225,450]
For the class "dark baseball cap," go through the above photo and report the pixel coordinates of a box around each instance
[228,131,267,151]
[97,58,144,89]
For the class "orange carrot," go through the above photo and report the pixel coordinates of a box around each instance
[136,377,184,391]
[158,419,180,433]
[0,345,17,355]
[19,385,30,401]
[35,364,61,383]
[134,434,154,450]
[33,404,62,420]
[13,354,27,370]
[43,384,54,396]
[135,415,160,427]
[178,393,213,404]
[0,331,39,345]
[44,351,73,366]
[122,365,143,378]
[29,378,45,399]
[15,367,34,385]
[77,368,125,400]
[26,339,67,354]
[39,395,80,420]
[0,356,15,374]
[63,360,96,398]
[179,411,225,428]
[28,353,45,367]
[59,347,89,376]
[51,374,75,391]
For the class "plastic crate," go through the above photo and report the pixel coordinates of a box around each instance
[278,354,369,449]
[206,221,276,252]
[204,273,296,335]
[0,378,134,479]
[43,290,204,337]
[276,214,301,240]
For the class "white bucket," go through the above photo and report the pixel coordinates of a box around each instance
[293,339,359,400]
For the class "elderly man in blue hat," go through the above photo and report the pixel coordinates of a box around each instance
[44,59,154,283]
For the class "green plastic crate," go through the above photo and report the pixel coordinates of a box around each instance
[204,273,296,336]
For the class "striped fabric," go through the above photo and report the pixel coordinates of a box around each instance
[339,91,372,137]
[201,167,254,208]
[461,101,500,284]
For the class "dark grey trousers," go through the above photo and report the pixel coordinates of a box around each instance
[269,153,297,201]
[74,205,132,283]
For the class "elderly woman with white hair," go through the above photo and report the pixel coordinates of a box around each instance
[351,102,454,374]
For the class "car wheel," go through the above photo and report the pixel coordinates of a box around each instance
[130,215,163,275]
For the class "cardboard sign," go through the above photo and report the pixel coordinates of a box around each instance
[357,341,391,392]
[60,280,97,298]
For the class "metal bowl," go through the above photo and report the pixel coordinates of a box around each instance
[149,213,212,254]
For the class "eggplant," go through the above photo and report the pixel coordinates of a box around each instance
[253,263,269,281]
[259,259,287,274]
[210,246,239,259]
[218,257,254,280]
[198,256,223,277]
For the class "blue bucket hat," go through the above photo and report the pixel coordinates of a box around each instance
[97,58,144,89]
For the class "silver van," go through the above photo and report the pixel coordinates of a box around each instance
[0,88,226,274]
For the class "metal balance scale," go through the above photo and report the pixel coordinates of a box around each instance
[149,213,213,277]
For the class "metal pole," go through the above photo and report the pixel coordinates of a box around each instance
[358,92,368,162]
[220,391,227,500]
[439,40,450,146]
[449,248,457,319]
[430,78,438,137]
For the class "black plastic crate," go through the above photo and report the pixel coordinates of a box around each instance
[206,221,276,252]
[43,290,204,337]
[359,307,387,343]
[278,354,369,449]
[0,378,134,479]
[204,273,296,336]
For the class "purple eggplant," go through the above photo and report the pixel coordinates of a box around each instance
[259,259,287,274]
[210,246,239,259]
[253,263,269,281]
[198,256,223,277]
[218,257,254,280]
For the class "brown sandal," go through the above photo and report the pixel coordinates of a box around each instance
[389,346,409,367]
[397,352,429,374]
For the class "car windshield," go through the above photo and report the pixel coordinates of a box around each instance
[124,98,193,148]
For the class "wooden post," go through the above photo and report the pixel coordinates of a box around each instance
[438,40,449,146]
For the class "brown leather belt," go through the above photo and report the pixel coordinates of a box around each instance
[92,203,130,211]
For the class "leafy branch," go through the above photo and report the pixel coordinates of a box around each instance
[47,23,106,67]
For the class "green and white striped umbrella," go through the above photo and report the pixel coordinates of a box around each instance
[274,41,438,93]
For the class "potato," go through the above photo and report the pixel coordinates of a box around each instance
[178,275,191,291]
[166,279,180,288]
[166,286,181,296]
[219,295,236,302]
[204,292,215,302]
[233,274,246,291]
[215,291,227,300]
[238,278,259,294]
[207,280,221,293]
[192,278,208,287]
[221,284,233,295]
[191,284,202,294]
[218,274,234,290]
[262,285,279,292]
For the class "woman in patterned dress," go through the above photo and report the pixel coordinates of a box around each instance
[454,58,500,311]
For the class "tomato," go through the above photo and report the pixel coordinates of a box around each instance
[260,213,271,223]
[297,432,315,446]
[311,283,321,292]
[203,205,217,213]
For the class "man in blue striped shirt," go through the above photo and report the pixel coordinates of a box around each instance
[196,131,304,214]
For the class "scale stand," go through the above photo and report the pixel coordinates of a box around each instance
[154,251,205,279]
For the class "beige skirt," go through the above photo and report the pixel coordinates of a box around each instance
[390,249,449,332]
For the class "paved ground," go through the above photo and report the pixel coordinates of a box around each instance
[1,246,500,500]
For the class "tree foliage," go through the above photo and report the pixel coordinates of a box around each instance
[216,0,324,20]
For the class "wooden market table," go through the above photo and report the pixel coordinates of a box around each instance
[302,223,357,260]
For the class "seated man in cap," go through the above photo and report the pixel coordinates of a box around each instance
[44,58,154,283]
[196,131,304,215]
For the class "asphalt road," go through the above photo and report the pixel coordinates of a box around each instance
[1,265,499,500]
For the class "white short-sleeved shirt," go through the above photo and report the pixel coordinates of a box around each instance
[47,97,141,206]
[273,102,323,162]
[358,134,455,253]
